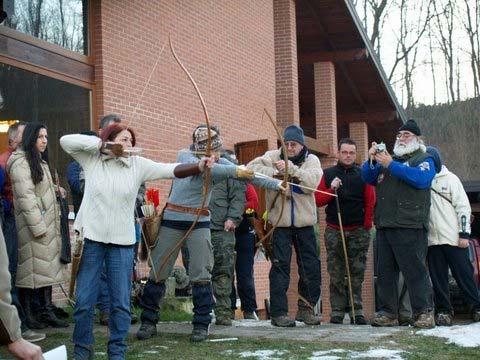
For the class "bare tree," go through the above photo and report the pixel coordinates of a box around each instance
[388,0,433,83]
[433,0,457,103]
[461,0,480,97]
[367,0,388,51]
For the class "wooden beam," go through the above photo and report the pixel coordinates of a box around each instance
[304,0,367,113]
[299,48,368,64]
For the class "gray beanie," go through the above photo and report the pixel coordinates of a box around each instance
[283,125,305,145]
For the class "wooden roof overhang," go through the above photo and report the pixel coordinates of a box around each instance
[296,0,406,153]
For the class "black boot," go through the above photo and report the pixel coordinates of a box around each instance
[20,289,47,330]
[38,287,69,328]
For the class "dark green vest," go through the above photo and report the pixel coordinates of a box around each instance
[375,149,431,229]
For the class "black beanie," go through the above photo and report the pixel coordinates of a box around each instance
[399,119,421,136]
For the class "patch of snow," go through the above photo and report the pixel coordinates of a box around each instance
[208,337,239,342]
[153,345,169,349]
[310,348,404,360]
[238,349,287,359]
[311,349,346,356]
[143,350,159,354]
[350,348,404,360]
[94,352,106,356]
[417,322,480,348]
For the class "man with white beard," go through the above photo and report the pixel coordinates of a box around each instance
[361,119,436,328]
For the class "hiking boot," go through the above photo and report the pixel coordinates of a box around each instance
[243,311,257,320]
[330,315,344,324]
[351,315,367,325]
[98,311,109,326]
[295,307,321,325]
[22,329,46,343]
[25,314,47,330]
[215,317,232,326]
[472,309,480,322]
[136,322,157,340]
[435,312,452,326]
[398,316,413,326]
[271,315,296,327]
[371,314,399,327]
[190,327,208,342]
[51,305,69,320]
[39,310,69,328]
[414,312,435,329]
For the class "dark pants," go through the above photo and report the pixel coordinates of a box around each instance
[230,230,257,312]
[427,244,480,314]
[376,228,433,318]
[269,226,321,318]
[139,280,214,329]
[3,211,27,329]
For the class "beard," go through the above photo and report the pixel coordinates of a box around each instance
[393,138,421,157]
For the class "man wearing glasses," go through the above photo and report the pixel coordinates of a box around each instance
[361,119,436,328]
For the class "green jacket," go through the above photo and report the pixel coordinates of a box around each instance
[209,178,246,231]
[375,150,431,229]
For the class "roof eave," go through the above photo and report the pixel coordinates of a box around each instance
[343,0,408,123]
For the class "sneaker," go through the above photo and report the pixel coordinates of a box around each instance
[398,316,413,326]
[435,312,452,326]
[295,307,321,325]
[136,322,157,340]
[215,318,232,326]
[22,329,46,343]
[243,311,257,320]
[472,309,480,322]
[98,311,109,326]
[271,315,296,327]
[190,327,208,342]
[330,315,344,324]
[350,315,367,325]
[371,314,399,327]
[414,312,435,329]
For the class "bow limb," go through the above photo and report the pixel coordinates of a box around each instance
[258,108,288,244]
[155,36,212,277]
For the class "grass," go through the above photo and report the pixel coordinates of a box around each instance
[1,308,479,359]
[3,330,479,360]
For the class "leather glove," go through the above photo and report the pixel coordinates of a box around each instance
[236,166,255,180]
[102,142,124,157]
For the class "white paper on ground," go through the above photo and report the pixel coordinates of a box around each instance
[43,345,67,360]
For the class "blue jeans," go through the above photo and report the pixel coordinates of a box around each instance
[73,239,134,360]
[3,211,27,329]
[96,222,140,314]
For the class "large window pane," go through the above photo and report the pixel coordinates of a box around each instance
[2,0,88,55]
[0,63,91,192]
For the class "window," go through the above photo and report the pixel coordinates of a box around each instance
[0,63,91,187]
[2,0,89,54]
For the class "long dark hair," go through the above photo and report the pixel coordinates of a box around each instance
[22,122,49,185]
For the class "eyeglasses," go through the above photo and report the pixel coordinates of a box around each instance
[396,132,414,140]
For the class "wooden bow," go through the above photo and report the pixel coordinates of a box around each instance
[156,35,212,277]
[257,108,289,244]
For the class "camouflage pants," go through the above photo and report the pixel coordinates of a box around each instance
[211,230,236,320]
[325,226,371,317]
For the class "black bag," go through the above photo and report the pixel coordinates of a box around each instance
[58,196,71,264]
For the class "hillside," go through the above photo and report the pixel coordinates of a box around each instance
[408,97,480,183]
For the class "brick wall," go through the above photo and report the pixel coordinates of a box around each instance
[54,0,280,307]
[273,0,300,128]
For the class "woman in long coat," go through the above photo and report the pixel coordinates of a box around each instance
[7,122,68,329]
